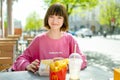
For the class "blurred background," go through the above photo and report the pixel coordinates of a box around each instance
[1,0,120,37]
[0,0,120,78]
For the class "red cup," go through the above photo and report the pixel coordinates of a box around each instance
[50,67,67,80]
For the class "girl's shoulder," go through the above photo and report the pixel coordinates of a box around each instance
[32,32,47,41]
[35,32,47,38]
[63,32,77,42]
[64,32,74,38]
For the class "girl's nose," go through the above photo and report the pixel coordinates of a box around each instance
[52,18,58,23]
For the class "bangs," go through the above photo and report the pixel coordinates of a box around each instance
[48,5,64,16]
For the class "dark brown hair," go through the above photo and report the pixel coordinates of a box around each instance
[44,3,69,31]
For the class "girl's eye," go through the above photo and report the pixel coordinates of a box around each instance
[58,17,62,19]
[49,15,54,18]
[49,15,63,19]
[58,16,63,19]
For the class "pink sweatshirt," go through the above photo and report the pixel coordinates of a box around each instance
[12,32,87,71]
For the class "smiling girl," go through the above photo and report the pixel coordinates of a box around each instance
[12,3,87,73]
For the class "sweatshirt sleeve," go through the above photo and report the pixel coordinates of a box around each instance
[68,34,87,70]
[12,36,39,71]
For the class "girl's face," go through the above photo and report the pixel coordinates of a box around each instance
[48,15,64,30]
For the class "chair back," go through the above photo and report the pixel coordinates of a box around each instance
[0,43,15,71]
[0,38,18,52]
[7,35,20,40]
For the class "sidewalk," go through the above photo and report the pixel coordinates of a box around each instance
[105,34,120,40]
[84,51,120,80]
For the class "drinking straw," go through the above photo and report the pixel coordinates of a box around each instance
[74,44,77,53]
[73,44,77,58]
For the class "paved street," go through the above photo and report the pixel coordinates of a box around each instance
[77,36,120,61]
[75,35,120,79]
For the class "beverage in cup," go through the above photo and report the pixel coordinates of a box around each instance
[69,53,83,80]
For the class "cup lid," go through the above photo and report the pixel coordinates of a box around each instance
[69,53,81,59]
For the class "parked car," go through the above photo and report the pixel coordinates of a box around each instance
[67,31,77,36]
[75,28,93,38]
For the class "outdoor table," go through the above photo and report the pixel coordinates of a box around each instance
[0,66,112,80]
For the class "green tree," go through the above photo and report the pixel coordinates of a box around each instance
[43,0,99,16]
[24,12,43,31]
[4,20,7,28]
[99,0,120,34]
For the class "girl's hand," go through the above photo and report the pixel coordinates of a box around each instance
[26,59,40,73]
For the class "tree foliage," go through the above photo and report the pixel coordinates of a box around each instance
[43,0,99,16]
[99,0,120,32]
[24,12,43,31]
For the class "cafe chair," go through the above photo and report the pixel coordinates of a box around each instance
[0,43,15,72]
[1,67,14,72]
